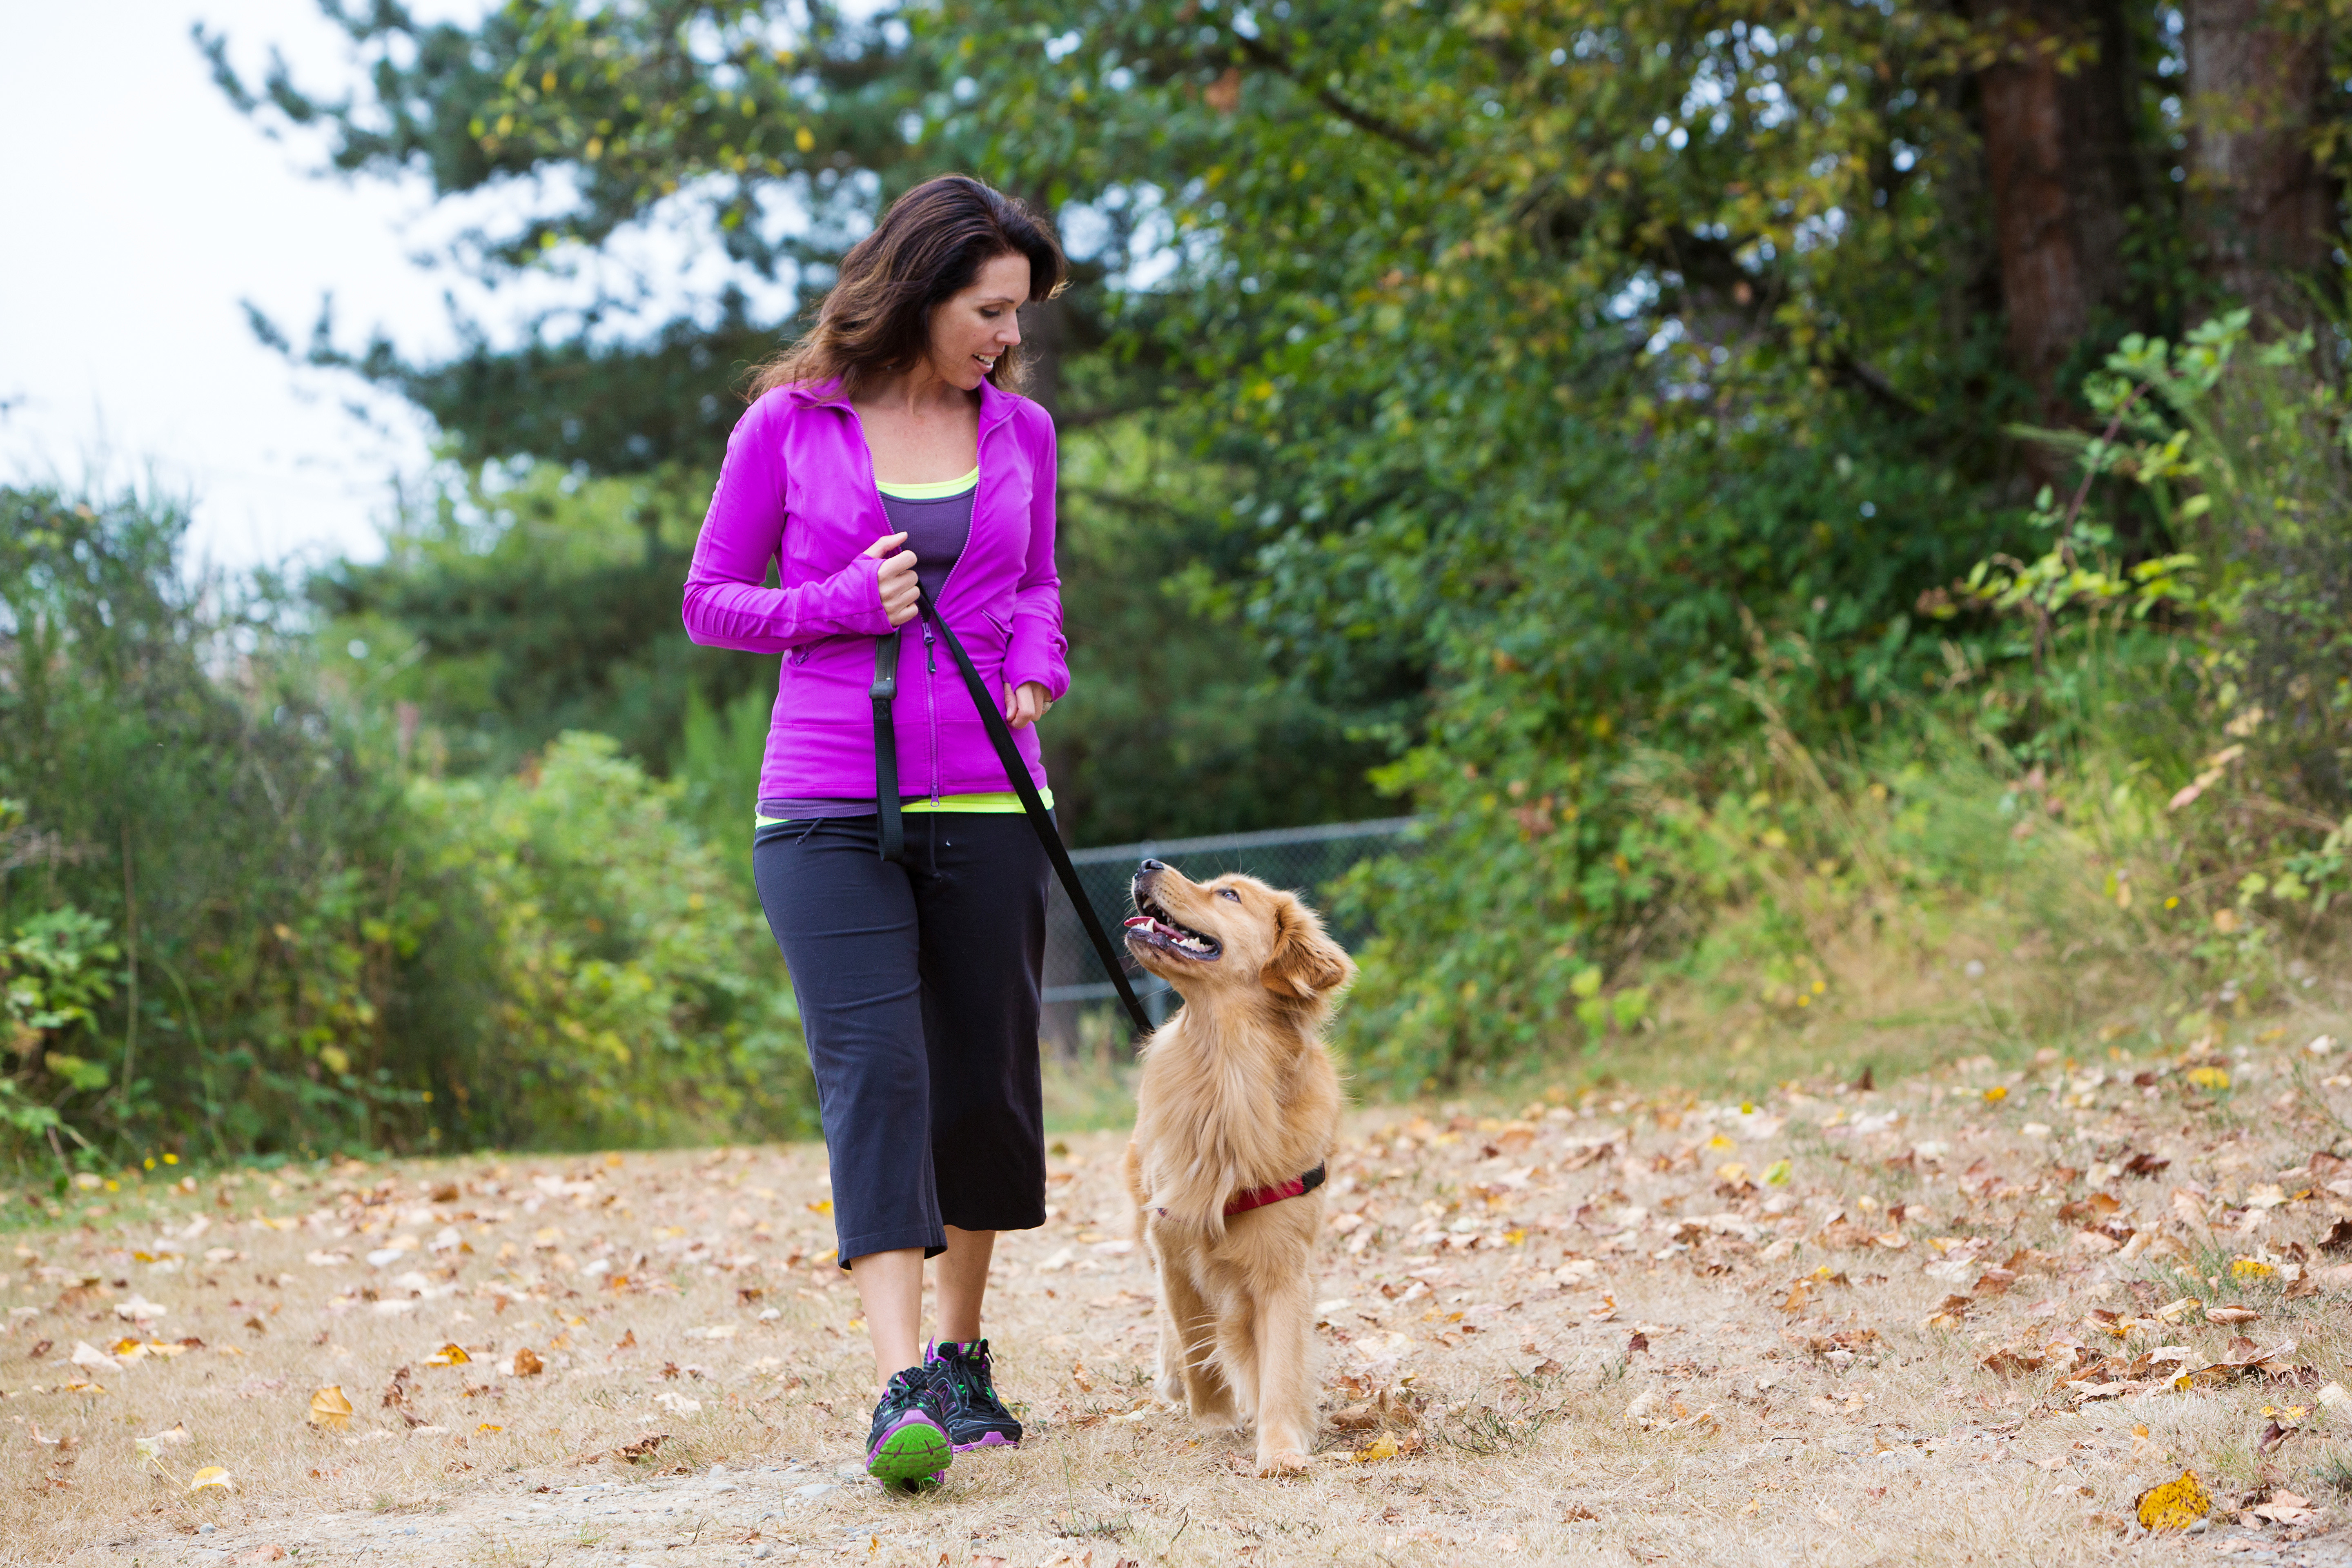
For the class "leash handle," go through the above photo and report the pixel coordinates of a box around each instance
[870,634,905,864]
[916,589,1154,1038]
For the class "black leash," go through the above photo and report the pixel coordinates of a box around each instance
[870,635,904,866]
[870,597,1154,1038]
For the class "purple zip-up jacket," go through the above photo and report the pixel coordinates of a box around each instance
[681,376,1069,803]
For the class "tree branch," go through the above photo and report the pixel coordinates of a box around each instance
[1233,34,1436,157]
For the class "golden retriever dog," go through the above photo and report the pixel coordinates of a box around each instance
[1117,857,1356,1475]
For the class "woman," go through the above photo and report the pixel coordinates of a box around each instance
[681,174,1068,1492]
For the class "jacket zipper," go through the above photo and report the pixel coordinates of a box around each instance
[923,619,940,802]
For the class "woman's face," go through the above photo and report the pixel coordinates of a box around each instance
[926,251,1031,390]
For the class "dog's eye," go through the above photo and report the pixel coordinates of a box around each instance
[1218,887,1241,902]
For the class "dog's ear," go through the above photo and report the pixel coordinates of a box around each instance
[1261,898,1356,1000]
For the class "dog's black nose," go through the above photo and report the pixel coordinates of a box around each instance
[1138,858,1167,872]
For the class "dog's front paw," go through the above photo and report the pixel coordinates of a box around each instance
[1255,1447,1310,1477]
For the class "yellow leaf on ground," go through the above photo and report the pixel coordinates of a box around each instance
[1352,1432,1401,1462]
[309,1385,354,1430]
[2186,1067,2230,1091]
[1982,1086,2007,1103]
[423,1342,470,1366]
[2135,1470,2210,1530]
[477,1423,503,1433]
[188,1466,233,1492]
[1763,1159,1792,1186]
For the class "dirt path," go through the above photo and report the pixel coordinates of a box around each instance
[9,1039,2352,1566]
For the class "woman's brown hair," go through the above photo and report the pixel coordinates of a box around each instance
[748,175,1066,399]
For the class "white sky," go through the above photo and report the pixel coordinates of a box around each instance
[0,1,498,575]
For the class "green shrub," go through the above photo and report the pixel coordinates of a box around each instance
[1333,315,2352,1091]
[0,486,812,1171]
[409,731,810,1150]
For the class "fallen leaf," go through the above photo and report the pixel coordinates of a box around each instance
[2135,1470,2209,1530]
[1980,1347,2045,1379]
[423,1342,470,1367]
[1352,1432,1401,1462]
[509,1348,545,1376]
[2205,1304,2262,1326]
[187,1466,234,1493]
[309,1385,354,1431]
[69,1341,120,1373]
[2251,1488,2317,1524]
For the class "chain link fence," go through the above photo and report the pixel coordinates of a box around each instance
[1041,815,1422,1050]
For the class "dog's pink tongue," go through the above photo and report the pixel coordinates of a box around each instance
[1123,915,1152,930]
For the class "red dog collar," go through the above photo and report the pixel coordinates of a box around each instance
[1223,1162,1327,1217]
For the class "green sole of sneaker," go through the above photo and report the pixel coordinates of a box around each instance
[867,1419,952,1488]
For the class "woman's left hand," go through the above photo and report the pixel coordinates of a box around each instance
[1004,681,1052,730]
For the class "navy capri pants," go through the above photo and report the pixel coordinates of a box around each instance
[753,813,1049,1266]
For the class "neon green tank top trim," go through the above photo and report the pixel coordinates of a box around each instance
[755,787,1051,828]
[873,467,980,501]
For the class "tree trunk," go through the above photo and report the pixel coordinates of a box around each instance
[1969,0,2150,432]
[1014,187,1071,418]
[2183,0,2337,332]
[1018,290,1071,418]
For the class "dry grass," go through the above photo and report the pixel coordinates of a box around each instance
[9,1031,2352,1566]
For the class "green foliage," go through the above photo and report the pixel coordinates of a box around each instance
[1045,428,1393,842]
[0,486,447,1163]
[409,733,812,1150]
[308,461,737,777]
[213,1,2352,1100]
[2,899,122,1053]
[0,485,813,1169]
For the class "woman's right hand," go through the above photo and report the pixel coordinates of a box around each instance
[865,532,920,626]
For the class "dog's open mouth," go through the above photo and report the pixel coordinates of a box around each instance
[1124,887,1222,961]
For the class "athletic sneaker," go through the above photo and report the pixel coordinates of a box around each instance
[865,1365,953,1491]
[927,1338,1023,1451]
